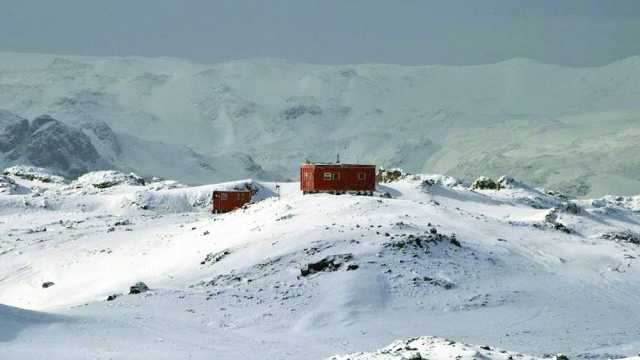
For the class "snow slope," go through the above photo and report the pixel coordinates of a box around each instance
[1,52,640,195]
[1,170,640,359]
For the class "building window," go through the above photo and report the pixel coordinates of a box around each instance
[324,172,336,181]
[358,173,366,181]
[220,193,228,200]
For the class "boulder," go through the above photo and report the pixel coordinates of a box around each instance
[377,168,406,183]
[129,282,149,295]
[300,254,353,277]
[471,176,499,190]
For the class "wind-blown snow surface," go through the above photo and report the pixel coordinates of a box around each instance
[1,171,640,359]
[1,52,640,196]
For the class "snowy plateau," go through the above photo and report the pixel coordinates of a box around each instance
[1,167,640,359]
[1,52,640,197]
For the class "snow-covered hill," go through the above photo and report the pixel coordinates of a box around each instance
[328,336,544,360]
[1,169,639,359]
[1,52,640,196]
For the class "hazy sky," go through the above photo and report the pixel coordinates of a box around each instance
[1,0,639,66]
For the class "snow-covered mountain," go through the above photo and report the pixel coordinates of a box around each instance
[0,110,273,182]
[1,169,639,359]
[1,52,640,196]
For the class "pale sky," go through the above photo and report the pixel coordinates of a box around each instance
[1,0,639,66]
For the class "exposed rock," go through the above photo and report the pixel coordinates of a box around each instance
[3,165,66,183]
[541,208,573,234]
[561,201,581,215]
[421,174,462,188]
[129,282,149,295]
[377,168,407,183]
[383,232,460,250]
[73,170,145,189]
[496,175,521,189]
[113,219,132,226]
[42,281,55,289]
[544,208,559,224]
[601,230,640,245]
[201,249,231,265]
[300,254,353,277]
[25,115,107,178]
[329,336,541,360]
[471,176,499,190]
[346,264,359,271]
[27,226,47,234]
[0,110,30,152]
[412,276,455,289]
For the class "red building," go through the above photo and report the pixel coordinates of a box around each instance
[300,163,376,195]
[212,190,252,213]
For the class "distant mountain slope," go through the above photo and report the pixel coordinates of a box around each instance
[0,111,270,182]
[1,52,639,195]
[0,111,108,177]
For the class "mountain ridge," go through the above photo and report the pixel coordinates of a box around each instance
[1,52,640,196]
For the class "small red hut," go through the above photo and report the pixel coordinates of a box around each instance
[212,190,252,213]
[300,163,376,195]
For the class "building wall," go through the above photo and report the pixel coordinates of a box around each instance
[301,164,376,192]
[212,191,252,213]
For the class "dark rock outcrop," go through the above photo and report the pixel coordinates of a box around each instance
[129,282,149,295]
[601,230,640,245]
[0,110,30,153]
[300,254,354,277]
[0,110,111,178]
[471,176,499,190]
[26,115,105,178]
